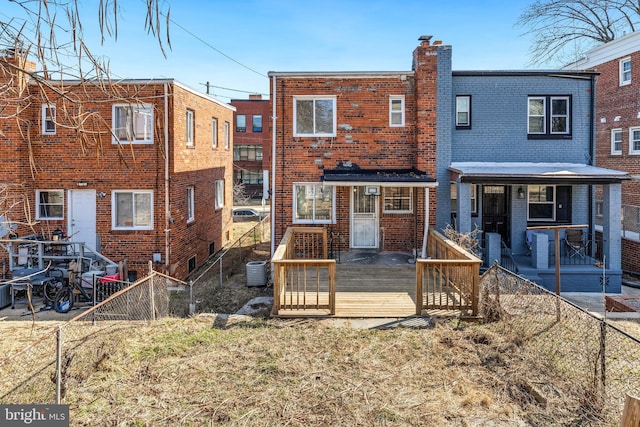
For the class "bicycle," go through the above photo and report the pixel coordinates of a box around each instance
[52,258,97,313]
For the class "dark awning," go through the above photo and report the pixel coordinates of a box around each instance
[322,167,437,187]
[449,162,630,185]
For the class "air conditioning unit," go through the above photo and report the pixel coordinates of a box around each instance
[365,185,380,196]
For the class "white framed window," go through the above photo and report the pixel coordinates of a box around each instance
[611,128,623,155]
[293,183,335,224]
[383,187,412,213]
[527,185,555,221]
[41,104,56,135]
[112,103,153,144]
[224,121,230,149]
[252,115,263,132]
[186,186,195,223]
[293,96,336,137]
[112,190,153,230]
[211,117,218,148]
[450,183,478,215]
[528,96,570,137]
[630,127,640,155]
[186,109,194,146]
[236,114,246,132]
[36,190,64,220]
[389,95,405,127]
[620,57,631,86]
[455,95,471,128]
[215,179,225,209]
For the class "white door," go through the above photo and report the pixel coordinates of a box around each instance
[67,189,97,251]
[351,186,379,248]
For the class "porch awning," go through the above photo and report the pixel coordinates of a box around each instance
[321,167,437,187]
[448,162,630,185]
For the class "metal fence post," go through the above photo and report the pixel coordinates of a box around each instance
[56,326,62,404]
[600,320,606,391]
[189,280,195,315]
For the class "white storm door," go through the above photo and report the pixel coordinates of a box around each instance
[67,189,97,251]
[351,186,379,248]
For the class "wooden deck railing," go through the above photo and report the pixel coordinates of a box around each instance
[416,229,482,316]
[272,227,336,315]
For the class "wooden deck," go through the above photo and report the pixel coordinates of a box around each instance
[275,263,461,318]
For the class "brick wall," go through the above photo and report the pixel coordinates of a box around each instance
[0,72,234,280]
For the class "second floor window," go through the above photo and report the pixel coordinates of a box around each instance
[620,57,631,86]
[294,96,336,137]
[236,115,246,132]
[611,128,622,155]
[186,109,194,146]
[389,96,405,127]
[112,104,153,144]
[224,121,230,149]
[41,104,56,135]
[212,117,218,148]
[252,115,262,132]
[233,145,263,161]
[456,95,471,128]
[527,96,570,138]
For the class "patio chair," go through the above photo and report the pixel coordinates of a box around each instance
[564,229,590,258]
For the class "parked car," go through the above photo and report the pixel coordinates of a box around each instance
[233,208,265,222]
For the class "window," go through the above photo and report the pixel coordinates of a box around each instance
[236,114,246,132]
[293,183,335,223]
[237,170,263,185]
[215,179,225,209]
[112,190,153,230]
[450,183,478,215]
[620,57,631,86]
[383,187,412,213]
[528,185,555,221]
[112,104,153,144]
[186,186,195,223]
[611,128,623,155]
[630,127,640,155]
[188,256,196,273]
[41,104,56,135]
[233,145,263,161]
[224,121,230,149]
[186,109,194,146]
[294,96,336,137]
[528,96,570,137]
[389,96,405,127]
[595,200,603,218]
[252,115,263,132]
[36,190,64,219]
[455,95,471,128]
[212,117,218,148]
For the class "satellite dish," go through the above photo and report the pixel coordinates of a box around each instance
[0,216,17,238]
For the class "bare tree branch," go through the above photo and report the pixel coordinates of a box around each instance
[517,0,640,66]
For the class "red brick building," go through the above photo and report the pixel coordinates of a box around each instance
[0,49,235,280]
[230,94,271,200]
[267,37,439,256]
[565,30,640,273]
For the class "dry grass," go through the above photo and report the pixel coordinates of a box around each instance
[51,315,595,426]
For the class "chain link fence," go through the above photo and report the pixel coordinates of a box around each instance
[0,268,185,404]
[479,263,640,424]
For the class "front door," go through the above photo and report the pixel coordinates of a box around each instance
[68,189,97,251]
[351,186,379,248]
[482,185,510,246]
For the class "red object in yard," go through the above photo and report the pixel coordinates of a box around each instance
[99,274,119,284]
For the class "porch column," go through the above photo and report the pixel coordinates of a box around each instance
[456,182,472,234]
[603,183,622,271]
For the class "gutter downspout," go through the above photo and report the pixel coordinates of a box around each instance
[164,83,170,272]
[588,74,595,245]
[271,75,277,257]
[421,187,430,259]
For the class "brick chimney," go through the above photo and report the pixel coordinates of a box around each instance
[249,94,262,100]
[0,47,37,95]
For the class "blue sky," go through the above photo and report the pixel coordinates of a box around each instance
[2,0,537,102]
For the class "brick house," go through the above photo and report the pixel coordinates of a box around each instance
[0,49,235,280]
[564,30,640,275]
[230,94,271,200]
[269,36,628,293]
